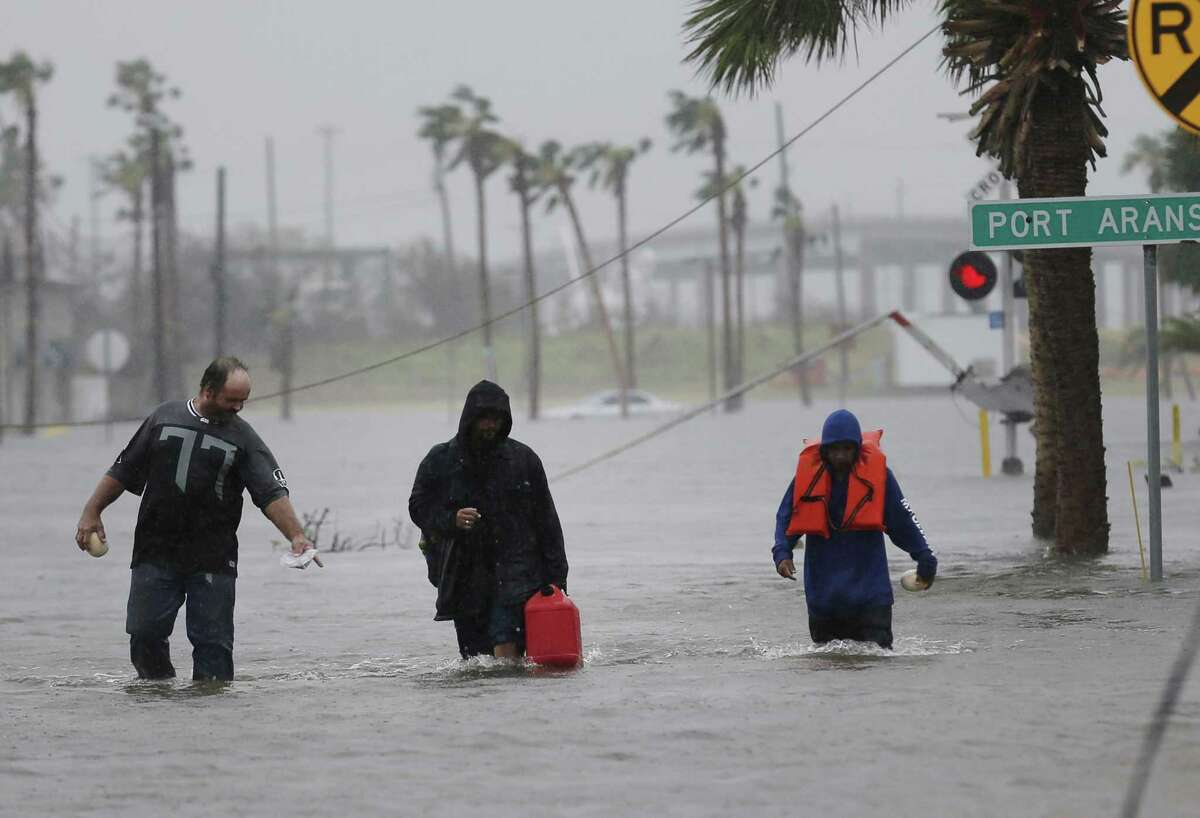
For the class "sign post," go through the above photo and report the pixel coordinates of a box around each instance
[969,193,1195,581]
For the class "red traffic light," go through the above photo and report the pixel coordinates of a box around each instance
[948,251,997,301]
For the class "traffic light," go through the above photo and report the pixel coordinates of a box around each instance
[948,250,997,301]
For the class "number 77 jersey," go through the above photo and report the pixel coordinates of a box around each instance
[107,399,290,576]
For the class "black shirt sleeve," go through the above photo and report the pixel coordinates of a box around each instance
[408,445,457,540]
[106,412,158,495]
[240,433,289,509]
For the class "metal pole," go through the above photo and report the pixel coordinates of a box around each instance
[317,125,338,299]
[1144,244,1163,582]
[831,204,848,404]
[1000,179,1021,475]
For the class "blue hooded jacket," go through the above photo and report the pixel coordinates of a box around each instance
[772,409,937,616]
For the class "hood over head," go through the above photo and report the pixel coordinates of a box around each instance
[457,380,513,448]
[819,409,862,448]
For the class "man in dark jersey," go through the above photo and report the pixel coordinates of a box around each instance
[74,357,319,681]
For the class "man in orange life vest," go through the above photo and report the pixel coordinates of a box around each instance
[773,409,936,649]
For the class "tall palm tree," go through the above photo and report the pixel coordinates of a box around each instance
[666,91,740,412]
[508,144,545,420]
[577,138,652,388]
[447,85,508,382]
[108,58,189,401]
[532,140,629,417]
[418,102,466,412]
[0,52,53,434]
[683,0,1127,555]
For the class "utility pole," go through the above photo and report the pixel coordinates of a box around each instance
[266,137,292,420]
[211,166,227,357]
[831,204,849,405]
[317,124,338,300]
[0,234,11,443]
[775,103,810,405]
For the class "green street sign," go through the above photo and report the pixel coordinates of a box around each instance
[969,193,1200,250]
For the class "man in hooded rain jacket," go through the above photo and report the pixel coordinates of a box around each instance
[773,408,936,649]
[409,380,568,659]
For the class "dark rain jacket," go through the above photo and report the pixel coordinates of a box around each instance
[408,380,568,618]
[772,409,937,617]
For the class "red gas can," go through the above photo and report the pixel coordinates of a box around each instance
[524,586,582,667]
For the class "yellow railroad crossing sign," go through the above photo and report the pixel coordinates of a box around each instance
[1131,0,1200,134]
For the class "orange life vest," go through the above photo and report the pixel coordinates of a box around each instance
[785,429,887,540]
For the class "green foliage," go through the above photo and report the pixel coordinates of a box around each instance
[1121,315,1200,365]
[682,0,913,95]
[446,85,510,181]
[665,90,725,154]
[108,58,190,168]
[1123,127,1200,291]
[575,139,652,196]
[940,0,1127,177]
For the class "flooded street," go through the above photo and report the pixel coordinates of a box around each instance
[2,393,1198,818]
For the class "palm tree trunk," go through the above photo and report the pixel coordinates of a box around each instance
[131,184,144,368]
[473,171,496,381]
[561,186,629,417]
[164,151,184,396]
[714,140,738,411]
[518,192,540,420]
[617,178,636,389]
[787,223,811,405]
[735,216,746,392]
[434,160,459,415]
[1020,80,1109,554]
[21,93,39,434]
[149,127,167,402]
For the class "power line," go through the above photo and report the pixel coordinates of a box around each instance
[0,25,939,431]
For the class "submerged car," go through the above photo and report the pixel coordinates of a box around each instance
[544,389,683,419]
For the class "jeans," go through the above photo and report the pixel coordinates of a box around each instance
[126,562,236,681]
[452,597,525,659]
[808,605,894,649]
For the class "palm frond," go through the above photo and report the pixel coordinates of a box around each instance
[941,0,1127,177]
[683,0,914,95]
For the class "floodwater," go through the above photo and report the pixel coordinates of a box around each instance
[2,393,1198,818]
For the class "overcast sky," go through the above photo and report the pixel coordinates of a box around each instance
[2,1,1169,265]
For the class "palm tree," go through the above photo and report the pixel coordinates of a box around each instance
[0,52,53,434]
[507,144,545,420]
[108,58,189,401]
[532,140,629,417]
[682,0,1127,555]
[447,85,508,382]
[666,91,740,412]
[577,138,652,389]
[418,102,466,412]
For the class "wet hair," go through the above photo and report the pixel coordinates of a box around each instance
[200,357,249,394]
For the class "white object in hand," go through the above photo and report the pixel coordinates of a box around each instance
[900,569,928,592]
[86,532,108,558]
[280,548,320,570]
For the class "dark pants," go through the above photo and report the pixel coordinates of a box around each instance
[126,562,236,681]
[808,605,894,649]
[452,598,525,659]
